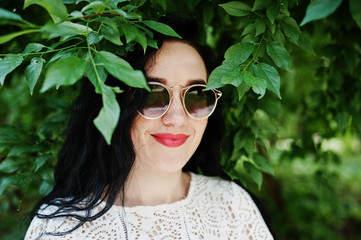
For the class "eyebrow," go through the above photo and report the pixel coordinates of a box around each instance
[146,77,206,86]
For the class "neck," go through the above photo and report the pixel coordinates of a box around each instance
[120,168,190,207]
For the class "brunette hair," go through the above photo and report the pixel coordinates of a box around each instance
[29,16,225,236]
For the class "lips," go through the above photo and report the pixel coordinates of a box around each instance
[151,133,189,147]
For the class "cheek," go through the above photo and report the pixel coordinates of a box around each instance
[195,119,208,140]
[130,116,147,149]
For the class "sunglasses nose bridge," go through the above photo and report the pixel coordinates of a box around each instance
[169,85,185,100]
[167,85,188,115]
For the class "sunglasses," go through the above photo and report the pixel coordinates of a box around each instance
[137,82,222,120]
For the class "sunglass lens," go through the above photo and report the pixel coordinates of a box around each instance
[184,86,216,119]
[139,84,169,119]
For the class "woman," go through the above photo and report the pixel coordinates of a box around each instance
[25,17,273,239]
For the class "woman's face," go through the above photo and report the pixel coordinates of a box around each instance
[131,41,208,174]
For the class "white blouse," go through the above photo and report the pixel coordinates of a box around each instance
[25,173,273,240]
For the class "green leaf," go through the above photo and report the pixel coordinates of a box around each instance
[0,158,27,173]
[281,16,301,41]
[25,58,45,95]
[236,81,250,100]
[350,0,361,29]
[97,51,149,89]
[23,43,44,54]
[85,55,107,94]
[142,20,181,38]
[120,23,147,52]
[252,0,271,11]
[300,0,342,26]
[219,1,252,17]
[0,55,23,85]
[70,10,83,17]
[0,174,31,195]
[233,129,254,157]
[242,23,256,36]
[134,28,147,53]
[0,8,23,21]
[81,1,107,13]
[243,161,263,190]
[293,33,315,55]
[147,38,158,49]
[207,64,234,89]
[244,71,267,99]
[266,1,280,23]
[93,83,120,145]
[24,0,68,23]
[39,180,53,195]
[41,21,93,39]
[273,28,285,46]
[335,111,350,132]
[101,25,123,46]
[266,41,291,70]
[121,23,138,43]
[253,62,281,99]
[254,19,266,36]
[221,66,243,87]
[0,29,39,45]
[35,154,51,172]
[252,153,274,175]
[41,56,86,92]
[224,42,254,65]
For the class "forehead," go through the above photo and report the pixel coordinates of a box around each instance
[145,41,208,86]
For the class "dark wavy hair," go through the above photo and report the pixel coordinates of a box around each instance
[29,16,226,236]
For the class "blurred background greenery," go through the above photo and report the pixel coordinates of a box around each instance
[1,0,361,239]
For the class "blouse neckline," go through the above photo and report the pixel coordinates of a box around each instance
[101,172,196,211]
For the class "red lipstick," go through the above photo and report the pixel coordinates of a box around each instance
[151,133,189,147]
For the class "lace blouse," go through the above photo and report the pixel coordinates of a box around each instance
[25,173,273,240]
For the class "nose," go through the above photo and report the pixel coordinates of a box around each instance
[161,87,187,127]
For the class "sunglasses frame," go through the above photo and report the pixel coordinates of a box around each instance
[138,81,222,120]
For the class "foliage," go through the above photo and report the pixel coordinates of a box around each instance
[0,0,361,239]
